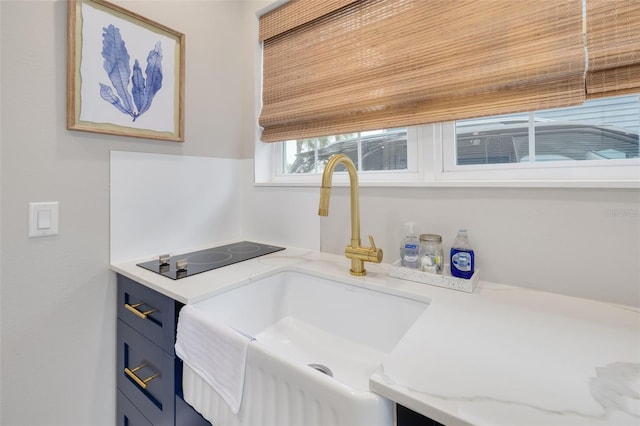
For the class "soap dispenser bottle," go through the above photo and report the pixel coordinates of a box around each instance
[450,228,475,279]
[400,222,420,268]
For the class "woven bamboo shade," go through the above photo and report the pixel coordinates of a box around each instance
[259,0,586,142]
[259,0,358,41]
[586,0,640,99]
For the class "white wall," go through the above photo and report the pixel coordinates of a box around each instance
[0,1,264,425]
[242,182,321,250]
[110,152,244,263]
[110,153,320,262]
[319,186,640,305]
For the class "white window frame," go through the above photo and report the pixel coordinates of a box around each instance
[255,121,640,188]
[257,127,421,186]
[437,122,640,187]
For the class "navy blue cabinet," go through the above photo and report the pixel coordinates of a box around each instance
[397,404,445,426]
[117,390,152,426]
[116,274,211,426]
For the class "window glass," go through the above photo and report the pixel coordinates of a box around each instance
[263,94,639,186]
[283,128,408,174]
[455,95,640,165]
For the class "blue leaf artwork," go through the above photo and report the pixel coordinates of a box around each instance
[100,25,163,122]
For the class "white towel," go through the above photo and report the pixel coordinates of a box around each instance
[175,304,252,414]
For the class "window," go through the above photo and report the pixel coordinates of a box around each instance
[453,95,639,167]
[283,128,408,174]
[257,1,639,188]
[257,95,639,187]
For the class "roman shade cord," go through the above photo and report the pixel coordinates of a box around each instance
[259,0,640,143]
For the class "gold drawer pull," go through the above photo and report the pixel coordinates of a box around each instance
[124,363,160,390]
[124,303,156,320]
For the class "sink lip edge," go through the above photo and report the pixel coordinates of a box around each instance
[240,267,433,306]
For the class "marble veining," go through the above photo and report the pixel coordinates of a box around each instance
[372,365,639,425]
[382,364,639,422]
[590,362,640,418]
[417,386,598,420]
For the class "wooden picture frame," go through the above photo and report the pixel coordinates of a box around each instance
[67,0,185,141]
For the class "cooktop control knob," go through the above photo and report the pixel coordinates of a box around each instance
[176,259,188,271]
[159,254,170,265]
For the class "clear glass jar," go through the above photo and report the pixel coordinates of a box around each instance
[419,234,443,274]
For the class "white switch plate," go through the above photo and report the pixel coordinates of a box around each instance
[29,202,59,237]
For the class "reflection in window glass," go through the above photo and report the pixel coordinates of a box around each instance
[283,128,408,174]
[455,95,640,165]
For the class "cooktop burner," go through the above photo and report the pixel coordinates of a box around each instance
[136,241,286,280]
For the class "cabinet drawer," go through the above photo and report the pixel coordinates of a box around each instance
[117,274,177,353]
[117,319,175,426]
[117,390,152,426]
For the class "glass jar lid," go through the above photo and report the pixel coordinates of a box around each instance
[419,233,442,242]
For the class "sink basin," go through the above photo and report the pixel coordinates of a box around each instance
[192,270,429,390]
[181,270,430,426]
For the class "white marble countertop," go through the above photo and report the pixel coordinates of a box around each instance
[111,243,640,426]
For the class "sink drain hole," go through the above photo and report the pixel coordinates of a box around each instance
[308,363,333,377]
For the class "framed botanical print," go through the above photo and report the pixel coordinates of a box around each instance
[67,0,185,141]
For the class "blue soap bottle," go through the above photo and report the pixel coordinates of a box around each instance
[450,228,475,279]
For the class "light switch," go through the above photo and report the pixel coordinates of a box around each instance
[29,202,59,237]
[37,210,51,229]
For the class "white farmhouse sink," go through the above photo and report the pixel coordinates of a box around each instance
[182,270,430,426]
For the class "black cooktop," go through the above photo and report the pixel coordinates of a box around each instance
[136,241,286,280]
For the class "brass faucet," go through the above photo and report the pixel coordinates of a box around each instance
[318,154,383,276]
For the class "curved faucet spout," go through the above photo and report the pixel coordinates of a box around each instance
[318,154,383,276]
[318,154,361,247]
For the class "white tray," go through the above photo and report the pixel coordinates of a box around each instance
[388,260,479,293]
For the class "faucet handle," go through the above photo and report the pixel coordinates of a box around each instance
[368,235,383,263]
[368,234,377,251]
[345,235,384,268]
